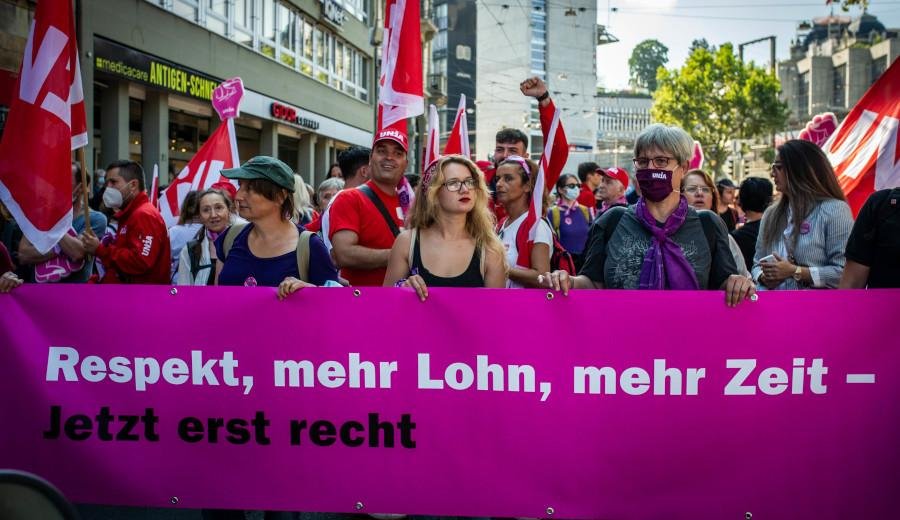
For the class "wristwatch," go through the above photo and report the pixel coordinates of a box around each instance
[792,265,803,281]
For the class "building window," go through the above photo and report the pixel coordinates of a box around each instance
[832,64,846,109]
[872,56,888,85]
[147,0,370,102]
[798,72,809,117]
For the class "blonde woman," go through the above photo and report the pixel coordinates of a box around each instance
[384,155,507,300]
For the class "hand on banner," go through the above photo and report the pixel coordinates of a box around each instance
[0,271,23,293]
[760,253,795,288]
[277,276,316,300]
[723,274,756,308]
[396,274,429,302]
[520,77,550,107]
[541,270,575,296]
[80,233,101,255]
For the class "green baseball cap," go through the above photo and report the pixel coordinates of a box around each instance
[221,156,295,192]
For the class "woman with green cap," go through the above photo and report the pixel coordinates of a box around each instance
[214,156,338,296]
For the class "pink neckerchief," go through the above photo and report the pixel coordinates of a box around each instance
[601,196,628,213]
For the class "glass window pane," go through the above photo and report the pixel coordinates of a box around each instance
[262,0,276,40]
[208,0,227,16]
[278,3,294,52]
[173,0,198,21]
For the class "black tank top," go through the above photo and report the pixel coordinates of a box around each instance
[412,234,484,287]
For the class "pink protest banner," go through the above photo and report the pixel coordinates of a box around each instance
[1,285,899,519]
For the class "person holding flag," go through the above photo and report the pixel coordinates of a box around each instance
[81,160,171,284]
[495,155,553,288]
[542,124,755,307]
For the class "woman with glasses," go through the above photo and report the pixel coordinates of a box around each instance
[495,155,554,288]
[752,139,853,290]
[548,173,594,271]
[682,169,750,277]
[384,156,507,300]
[541,124,755,307]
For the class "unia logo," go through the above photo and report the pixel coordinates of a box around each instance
[652,172,668,180]
[141,235,153,257]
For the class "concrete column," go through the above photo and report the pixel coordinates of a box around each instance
[846,48,871,108]
[314,137,333,188]
[260,121,278,157]
[298,134,317,186]
[141,91,169,184]
[809,57,831,116]
[100,80,130,172]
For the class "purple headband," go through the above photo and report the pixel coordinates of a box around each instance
[500,155,532,180]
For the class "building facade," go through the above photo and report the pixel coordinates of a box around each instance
[595,92,652,169]
[778,13,899,125]
[429,0,476,154]
[0,0,377,189]
[474,0,597,171]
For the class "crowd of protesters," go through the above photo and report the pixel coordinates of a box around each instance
[1,77,897,298]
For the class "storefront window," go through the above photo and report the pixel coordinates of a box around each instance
[278,136,299,173]
[169,111,211,165]
[234,124,261,161]
[129,98,143,164]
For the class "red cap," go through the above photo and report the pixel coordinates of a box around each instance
[373,117,409,152]
[600,167,629,190]
[210,180,238,201]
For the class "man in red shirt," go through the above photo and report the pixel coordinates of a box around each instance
[81,160,171,284]
[328,131,406,286]
[575,161,602,208]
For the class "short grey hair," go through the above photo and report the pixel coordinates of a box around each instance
[317,177,345,195]
[634,123,694,166]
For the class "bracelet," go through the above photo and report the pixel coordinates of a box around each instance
[536,91,550,102]
[394,278,407,287]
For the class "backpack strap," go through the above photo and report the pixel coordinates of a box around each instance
[697,210,719,258]
[296,230,313,282]
[602,206,627,245]
[359,184,401,238]
[407,228,418,274]
[550,206,561,233]
[579,205,591,223]
[221,223,248,261]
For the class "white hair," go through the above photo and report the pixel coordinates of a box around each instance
[634,123,694,166]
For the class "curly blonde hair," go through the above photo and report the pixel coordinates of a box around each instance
[408,155,507,270]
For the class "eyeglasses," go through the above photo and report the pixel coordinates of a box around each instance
[443,178,478,192]
[563,183,580,189]
[632,156,675,169]
[770,162,784,173]
[683,186,712,195]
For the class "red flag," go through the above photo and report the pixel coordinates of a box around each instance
[150,164,160,209]
[443,94,470,158]
[423,104,440,173]
[379,0,423,128]
[516,108,562,268]
[0,0,87,254]
[158,119,239,227]
[823,58,900,215]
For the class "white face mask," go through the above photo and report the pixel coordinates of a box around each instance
[563,186,580,200]
[102,187,123,209]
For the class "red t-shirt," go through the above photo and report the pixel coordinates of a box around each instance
[577,184,596,208]
[328,181,402,286]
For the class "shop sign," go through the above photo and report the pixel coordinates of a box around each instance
[270,102,320,130]
[93,37,219,102]
[320,0,345,28]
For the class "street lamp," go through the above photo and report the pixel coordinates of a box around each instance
[738,35,776,75]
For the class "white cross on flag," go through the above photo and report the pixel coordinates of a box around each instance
[823,58,900,215]
[0,0,87,254]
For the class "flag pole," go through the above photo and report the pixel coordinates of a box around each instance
[77,147,93,237]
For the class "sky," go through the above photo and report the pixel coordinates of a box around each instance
[595,0,900,90]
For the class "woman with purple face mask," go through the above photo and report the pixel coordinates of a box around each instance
[540,123,756,307]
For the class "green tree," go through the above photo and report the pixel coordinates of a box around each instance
[628,39,669,93]
[839,0,868,10]
[652,43,789,176]
[689,38,712,53]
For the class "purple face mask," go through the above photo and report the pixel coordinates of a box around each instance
[636,168,675,202]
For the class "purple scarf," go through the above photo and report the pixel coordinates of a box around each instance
[635,196,699,290]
